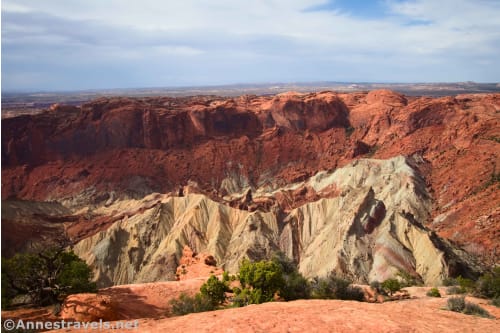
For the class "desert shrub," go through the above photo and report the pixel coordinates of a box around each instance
[271,252,297,275]
[238,258,284,304]
[310,275,364,301]
[475,267,500,299]
[200,275,229,306]
[369,281,380,291]
[426,288,441,297]
[381,278,401,296]
[222,271,237,282]
[233,255,310,306]
[309,277,330,299]
[271,253,310,301]
[310,275,348,299]
[56,252,96,294]
[280,271,310,301]
[447,296,492,318]
[456,276,475,292]
[169,293,215,316]
[235,256,364,305]
[397,270,420,287]
[490,296,500,307]
[447,286,466,295]
[463,302,492,318]
[442,277,457,286]
[369,281,386,295]
[232,287,262,307]
[2,248,96,308]
[447,296,466,312]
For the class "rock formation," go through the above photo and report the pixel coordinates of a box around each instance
[2,90,498,287]
[175,245,223,281]
[70,157,480,287]
[59,279,205,322]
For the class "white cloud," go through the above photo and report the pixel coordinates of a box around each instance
[2,0,499,90]
[3,0,499,56]
[1,2,32,13]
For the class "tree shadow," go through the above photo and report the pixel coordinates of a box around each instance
[98,287,165,319]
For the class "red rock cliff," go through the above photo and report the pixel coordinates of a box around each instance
[2,90,499,257]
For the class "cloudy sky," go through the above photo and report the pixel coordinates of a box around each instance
[2,0,500,91]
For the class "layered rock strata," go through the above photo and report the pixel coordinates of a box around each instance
[71,157,480,287]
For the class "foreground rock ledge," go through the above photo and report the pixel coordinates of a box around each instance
[47,297,499,333]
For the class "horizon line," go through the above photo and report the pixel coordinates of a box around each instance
[3,80,499,95]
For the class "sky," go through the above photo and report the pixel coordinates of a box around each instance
[2,0,500,91]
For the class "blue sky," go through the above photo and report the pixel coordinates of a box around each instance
[2,0,500,91]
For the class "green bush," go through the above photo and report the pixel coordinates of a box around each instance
[169,293,215,316]
[456,276,475,292]
[446,286,466,295]
[271,253,310,301]
[238,258,284,304]
[232,287,263,307]
[369,281,386,295]
[234,255,310,304]
[310,275,347,299]
[447,296,466,312]
[463,302,492,318]
[280,271,310,301]
[426,288,441,297]
[369,280,380,291]
[200,275,229,306]
[491,296,500,307]
[2,248,96,308]
[396,270,420,287]
[475,267,500,299]
[381,278,401,296]
[309,278,329,298]
[442,277,457,286]
[310,275,364,301]
[447,296,492,318]
[56,251,97,295]
[271,252,297,276]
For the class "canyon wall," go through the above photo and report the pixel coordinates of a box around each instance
[2,90,498,284]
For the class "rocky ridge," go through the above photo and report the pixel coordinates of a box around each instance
[67,156,479,287]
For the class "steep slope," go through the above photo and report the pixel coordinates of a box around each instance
[1,200,72,256]
[71,156,479,287]
[71,193,277,286]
